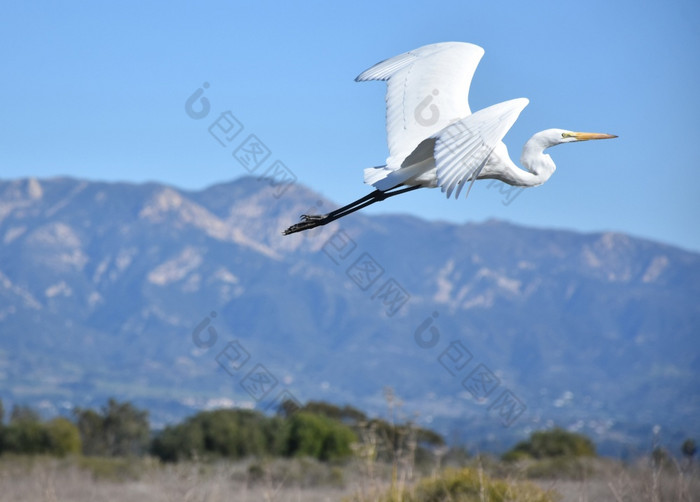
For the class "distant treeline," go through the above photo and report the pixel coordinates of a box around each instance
[0,398,444,462]
[0,403,81,456]
[0,398,695,466]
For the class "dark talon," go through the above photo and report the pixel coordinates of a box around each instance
[283,219,323,235]
[282,186,422,236]
[301,214,324,222]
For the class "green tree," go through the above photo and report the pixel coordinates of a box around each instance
[260,414,287,456]
[74,408,107,455]
[75,399,149,456]
[45,418,82,456]
[503,427,596,461]
[0,403,81,456]
[681,439,696,461]
[101,399,149,456]
[1,420,45,454]
[300,401,367,425]
[151,409,280,462]
[1,404,44,454]
[10,404,40,424]
[276,398,303,418]
[151,422,204,462]
[285,412,356,461]
[149,400,443,464]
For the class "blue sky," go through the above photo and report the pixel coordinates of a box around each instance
[1,1,699,250]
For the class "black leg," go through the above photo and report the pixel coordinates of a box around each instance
[283,185,421,235]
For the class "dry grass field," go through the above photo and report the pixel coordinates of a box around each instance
[0,454,697,502]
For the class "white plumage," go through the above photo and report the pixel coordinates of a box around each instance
[356,42,484,169]
[357,42,530,199]
[283,42,615,236]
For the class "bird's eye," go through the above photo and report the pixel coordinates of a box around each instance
[561,132,573,139]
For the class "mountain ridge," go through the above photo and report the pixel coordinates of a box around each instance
[0,175,697,455]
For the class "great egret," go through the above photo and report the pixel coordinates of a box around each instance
[283,42,616,236]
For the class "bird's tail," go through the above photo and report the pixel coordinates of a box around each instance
[363,165,395,187]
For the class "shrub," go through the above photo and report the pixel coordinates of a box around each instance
[0,415,81,456]
[45,418,82,456]
[503,427,595,461]
[0,420,46,454]
[285,412,356,461]
[348,467,558,502]
[74,399,150,456]
[151,409,284,461]
[681,438,696,460]
[76,456,153,481]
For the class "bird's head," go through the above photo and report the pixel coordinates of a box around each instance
[542,128,617,148]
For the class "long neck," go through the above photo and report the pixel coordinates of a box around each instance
[515,131,558,187]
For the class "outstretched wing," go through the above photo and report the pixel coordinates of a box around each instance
[434,98,529,199]
[356,42,484,169]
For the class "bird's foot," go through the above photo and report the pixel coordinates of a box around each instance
[283,214,329,235]
[300,213,325,222]
[283,220,320,235]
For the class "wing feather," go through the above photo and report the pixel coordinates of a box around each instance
[355,42,485,169]
[434,98,529,198]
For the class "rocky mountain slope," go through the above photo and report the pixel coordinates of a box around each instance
[1,176,697,455]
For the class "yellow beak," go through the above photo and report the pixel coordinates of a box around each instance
[572,132,618,141]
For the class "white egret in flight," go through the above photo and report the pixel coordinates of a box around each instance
[283,42,616,235]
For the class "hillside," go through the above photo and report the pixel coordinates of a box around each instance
[0,176,698,454]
